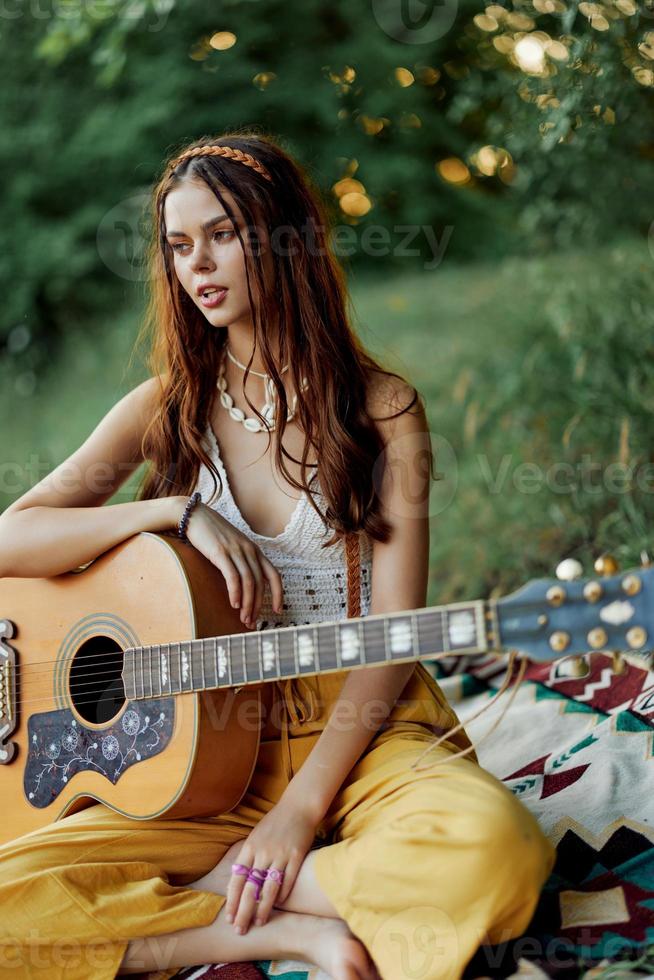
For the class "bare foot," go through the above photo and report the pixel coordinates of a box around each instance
[299,915,381,980]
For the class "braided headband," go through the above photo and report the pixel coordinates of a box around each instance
[168,144,273,183]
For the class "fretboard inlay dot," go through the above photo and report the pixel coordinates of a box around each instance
[298,632,315,666]
[389,620,412,654]
[448,611,475,647]
[216,645,227,678]
[340,626,360,661]
[262,638,276,672]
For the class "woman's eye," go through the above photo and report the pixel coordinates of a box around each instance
[171,229,233,253]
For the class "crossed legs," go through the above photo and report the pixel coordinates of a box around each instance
[118,840,380,980]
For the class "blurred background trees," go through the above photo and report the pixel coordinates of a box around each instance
[2,0,653,601]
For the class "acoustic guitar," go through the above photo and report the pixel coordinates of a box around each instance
[0,532,650,847]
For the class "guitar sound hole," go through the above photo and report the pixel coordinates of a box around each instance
[69,636,126,725]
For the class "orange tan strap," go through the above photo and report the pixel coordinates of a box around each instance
[345,531,361,619]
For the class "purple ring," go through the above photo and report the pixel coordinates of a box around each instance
[267,868,285,884]
[246,867,268,902]
[231,862,251,877]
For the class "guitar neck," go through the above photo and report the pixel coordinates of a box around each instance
[122,601,491,701]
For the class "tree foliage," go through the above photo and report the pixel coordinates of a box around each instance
[1,0,652,373]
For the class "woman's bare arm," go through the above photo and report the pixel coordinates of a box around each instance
[279,378,432,820]
[0,376,187,579]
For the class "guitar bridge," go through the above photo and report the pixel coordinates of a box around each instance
[0,619,17,765]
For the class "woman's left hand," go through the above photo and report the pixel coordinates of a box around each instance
[224,796,321,934]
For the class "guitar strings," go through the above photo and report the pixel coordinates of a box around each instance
[3,607,456,685]
[0,607,478,673]
[4,646,476,713]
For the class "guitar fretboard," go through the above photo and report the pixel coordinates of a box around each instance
[122,602,487,700]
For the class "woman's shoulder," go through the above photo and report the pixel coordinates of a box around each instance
[365,370,426,440]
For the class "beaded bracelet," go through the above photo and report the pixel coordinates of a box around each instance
[177,491,202,541]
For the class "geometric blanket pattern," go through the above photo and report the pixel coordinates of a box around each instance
[158,647,654,980]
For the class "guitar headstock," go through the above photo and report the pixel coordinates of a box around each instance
[494,551,654,670]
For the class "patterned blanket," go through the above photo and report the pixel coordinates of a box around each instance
[160,648,654,980]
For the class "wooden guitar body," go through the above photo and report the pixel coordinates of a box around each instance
[0,532,262,847]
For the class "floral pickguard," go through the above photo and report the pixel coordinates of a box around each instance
[24,699,174,808]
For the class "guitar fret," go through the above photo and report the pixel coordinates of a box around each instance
[334,623,341,669]
[241,634,256,682]
[276,630,294,679]
[147,645,153,697]
[177,641,188,691]
[411,612,420,661]
[246,632,268,679]
[187,641,194,690]
[229,635,244,686]
[292,629,299,675]
[192,640,199,689]
[417,611,444,659]
[316,622,337,672]
[211,638,218,687]
[149,646,156,697]
[442,609,450,652]
[189,641,196,691]
[275,631,282,678]
[256,630,272,679]
[274,632,281,680]
[362,618,385,663]
[226,636,232,688]
[180,641,192,692]
[139,646,145,698]
[124,650,133,699]
[200,639,206,691]
[175,641,183,693]
[257,632,265,678]
[177,641,185,692]
[312,625,319,672]
[169,642,176,693]
[383,617,391,662]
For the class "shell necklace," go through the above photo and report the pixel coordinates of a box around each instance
[216,345,308,433]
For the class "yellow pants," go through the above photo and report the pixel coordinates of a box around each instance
[0,664,556,980]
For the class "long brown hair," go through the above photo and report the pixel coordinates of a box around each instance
[134,127,430,547]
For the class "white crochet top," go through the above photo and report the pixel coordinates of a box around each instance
[194,423,373,631]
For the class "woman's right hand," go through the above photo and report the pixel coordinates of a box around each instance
[176,500,284,629]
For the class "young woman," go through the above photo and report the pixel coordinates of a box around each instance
[0,131,556,980]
